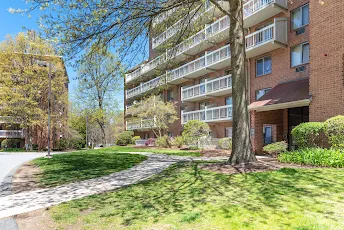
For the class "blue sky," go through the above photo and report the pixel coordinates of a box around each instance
[0,1,124,110]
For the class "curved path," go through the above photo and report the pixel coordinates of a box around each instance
[0,152,227,219]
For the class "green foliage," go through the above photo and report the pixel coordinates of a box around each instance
[32,148,147,186]
[263,141,288,156]
[1,139,21,148]
[0,148,24,152]
[291,122,327,148]
[278,148,344,167]
[182,120,210,147]
[156,135,171,148]
[131,136,141,145]
[218,138,232,150]
[324,115,344,149]
[116,131,134,146]
[172,136,184,148]
[55,138,85,150]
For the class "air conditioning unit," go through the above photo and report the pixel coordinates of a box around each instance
[295,27,305,35]
[295,66,306,72]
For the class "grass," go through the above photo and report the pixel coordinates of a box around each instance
[49,163,344,229]
[32,148,147,187]
[107,145,202,157]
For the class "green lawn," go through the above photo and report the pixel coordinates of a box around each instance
[49,163,344,229]
[32,148,147,187]
[108,145,201,157]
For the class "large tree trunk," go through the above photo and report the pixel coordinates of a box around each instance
[228,0,256,164]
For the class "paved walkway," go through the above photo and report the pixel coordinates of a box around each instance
[0,153,228,219]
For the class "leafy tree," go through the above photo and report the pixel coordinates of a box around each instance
[129,95,178,138]
[182,120,210,148]
[0,32,68,149]
[76,46,123,144]
[18,0,256,164]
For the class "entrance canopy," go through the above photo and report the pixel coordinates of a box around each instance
[249,78,310,112]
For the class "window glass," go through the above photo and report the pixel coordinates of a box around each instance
[302,5,309,25]
[264,126,272,144]
[256,59,264,76]
[226,97,232,105]
[302,43,310,64]
[291,45,302,66]
[292,8,301,29]
[256,88,270,100]
[264,57,272,74]
[256,57,271,76]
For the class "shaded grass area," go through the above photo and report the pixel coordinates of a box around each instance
[32,149,147,187]
[108,145,201,157]
[50,163,344,229]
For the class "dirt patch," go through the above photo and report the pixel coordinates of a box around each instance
[15,208,57,230]
[11,163,43,194]
[200,149,231,157]
[201,158,324,175]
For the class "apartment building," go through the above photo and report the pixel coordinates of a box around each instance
[124,0,344,153]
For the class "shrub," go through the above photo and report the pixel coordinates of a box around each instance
[263,141,288,156]
[172,136,184,148]
[218,138,232,150]
[156,135,171,148]
[182,120,210,147]
[55,138,85,150]
[145,138,155,147]
[324,115,344,149]
[131,136,141,145]
[32,144,39,150]
[1,139,21,149]
[291,122,327,148]
[278,148,344,168]
[116,131,134,146]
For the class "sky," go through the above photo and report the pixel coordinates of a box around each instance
[0,1,124,109]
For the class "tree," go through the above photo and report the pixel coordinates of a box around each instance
[0,32,68,149]
[76,46,123,144]
[19,0,256,164]
[129,95,178,138]
[182,120,210,148]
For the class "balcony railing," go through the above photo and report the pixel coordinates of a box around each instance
[167,44,230,83]
[152,1,221,50]
[0,130,24,139]
[126,74,166,99]
[152,7,179,26]
[126,118,155,131]
[243,0,288,28]
[181,75,232,101]
[169,16,230,58]
[245,18,288,58]
[181,105,233,124]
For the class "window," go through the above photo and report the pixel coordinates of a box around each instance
[167,90,174,101]
[225,96,232,105]
[256,88,271,100]
[200,101,209,110]
[225,127,232,138]
[264,126,272,144]
[256,56,272,76]
[199,77,207,94]
[291,43,310,67]
[292,4,309,29]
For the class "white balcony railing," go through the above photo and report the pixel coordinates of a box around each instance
[167,44,230,83]
[169,16,230,58]
[181,105,233,124]
[246,24,274,50]
[0,130,24,139]
[152,1,219,49]
[126,74,166,99]
[152,7,179,26]
[126,118,155,131]
[181,75,232,101]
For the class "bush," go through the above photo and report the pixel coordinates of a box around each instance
[172,136,184,148]
[278,148,344,168]
[218,138,232,150]
[291,122,327,148]
[132,136,141,145]
[116,131,134,146]
[263,141,288,156]
[32,144,39,150]
[324,115,344,149]
[182,120,210,147]
[156,135,172,148]
[1,139,21,149]
[55,138,85,150]
[145,138,155,147]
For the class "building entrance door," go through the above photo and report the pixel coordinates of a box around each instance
[288,106,309,150]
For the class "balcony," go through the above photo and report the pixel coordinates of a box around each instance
[245,18,288,58]
[181,105,233,124]
[168,16,230,63]
[126,74,166,99]
[152,0,229,50]
[243,0,288,28]
[181,75,232,102]
[0,130,24,139]
[167,44,231,84]
[126,119,155,131]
